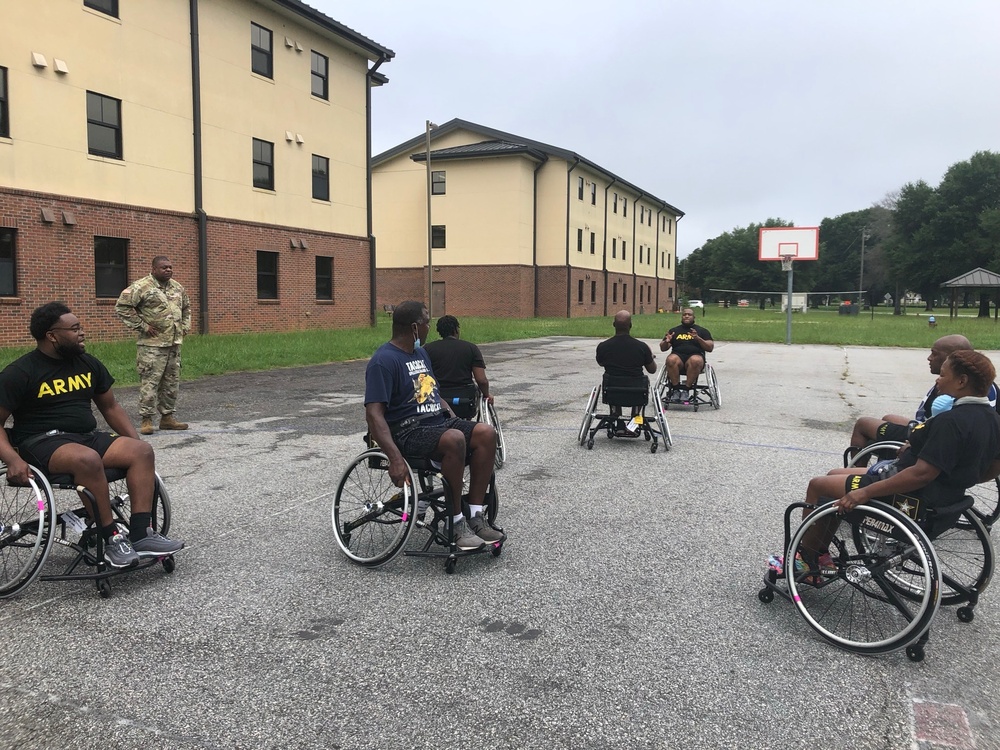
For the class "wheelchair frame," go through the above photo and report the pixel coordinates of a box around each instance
[653,360,720,412]
[578,379,672,453]
[845,440,1000,529]
[0,465,175,599]
[332,447,503,574]
[759,495,994,661]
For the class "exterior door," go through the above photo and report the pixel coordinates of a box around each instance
[432,281,446,317]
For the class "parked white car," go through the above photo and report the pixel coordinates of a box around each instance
[687,299,705,309]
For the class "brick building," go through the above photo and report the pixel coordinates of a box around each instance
[0,0,392,346]
[372,119,683,319]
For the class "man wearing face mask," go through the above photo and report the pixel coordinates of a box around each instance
[659,307,714,403]
[364,301,504,551]
[0,302,184,569]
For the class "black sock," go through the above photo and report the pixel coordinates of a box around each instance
[101,523,120,542]
[130,513,152,540]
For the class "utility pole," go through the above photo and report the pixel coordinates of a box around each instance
[858,226,870,307]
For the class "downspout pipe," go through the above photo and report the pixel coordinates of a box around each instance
[602,178,617,317]
[654,207,662,314]
[630,192,645,314]
[565,158,580,318]
[189,0,209,334]
[532,154,548,318]
[366,56,387,326]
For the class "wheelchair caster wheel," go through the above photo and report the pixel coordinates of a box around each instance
[98,579,112,599]
[445,558,457,575]
[491,542,503,558]
[957,606,974,623]
[586,438,594,450]
[758,588,774,604]
[906,645,925,662]
[162,556,176,574]
[650,443,657,454]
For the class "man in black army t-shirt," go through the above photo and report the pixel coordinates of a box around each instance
[659,307,715,403]
[0,302,184,569]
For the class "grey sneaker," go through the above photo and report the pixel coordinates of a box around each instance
[132,530,185,557]
[469,512,505,543]
[452,517,487,551]
[105,532,139,568]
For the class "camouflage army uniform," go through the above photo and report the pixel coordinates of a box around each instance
[116,274,191,419]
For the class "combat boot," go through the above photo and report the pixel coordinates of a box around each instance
[139,417,155,435]
[159,414,189,431]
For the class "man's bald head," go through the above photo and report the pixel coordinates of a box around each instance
[928,334,973,374]
[613,310,632,334]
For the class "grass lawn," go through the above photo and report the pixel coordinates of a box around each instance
[2,305,997,387]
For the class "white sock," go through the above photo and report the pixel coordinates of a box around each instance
[469,504,484,517]
[453,513,465,525]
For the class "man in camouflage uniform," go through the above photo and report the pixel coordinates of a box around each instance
[116,256,191,435]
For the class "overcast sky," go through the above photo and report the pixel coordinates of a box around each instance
[317,0,1000,258]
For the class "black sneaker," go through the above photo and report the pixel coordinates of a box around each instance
[132,530,185,557]
[468,512,505,544]
[105,532,139,568]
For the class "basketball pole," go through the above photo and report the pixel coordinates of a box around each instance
[782,254,794,345]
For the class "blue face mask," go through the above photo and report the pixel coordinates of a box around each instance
[414,336,421,348]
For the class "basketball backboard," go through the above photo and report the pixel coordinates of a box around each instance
[758,227,820,261]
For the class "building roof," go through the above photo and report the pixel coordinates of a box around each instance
[373,118,684,217]
[941,267,1000,287]
[268,0,395,61]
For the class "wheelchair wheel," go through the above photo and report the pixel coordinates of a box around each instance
[844,441,903,470]
[578,386,599,446]
[788,502,940,654]
[654,406,672,451]
[924,509,993,606]
[969,477,1000,528]
[485,401,506,470]
[332,449,417,566]
[107,473,172,536]
[0,468,56,599]
[484,473,500,524]
[706,365,721,409]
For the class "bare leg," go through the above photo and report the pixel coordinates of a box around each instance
[465,423,496,506]
[434,429,468,516]
[684,355,705,388]
[102,437,156,515]
[666,354,682,387]
[48,444,115,527]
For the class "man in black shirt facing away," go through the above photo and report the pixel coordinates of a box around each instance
[596,310,657,430]
[423,315,492,419]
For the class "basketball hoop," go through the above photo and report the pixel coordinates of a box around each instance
[780,254,795,272]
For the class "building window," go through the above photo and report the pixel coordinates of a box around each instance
[0,228,16,296]
[577,228,583,252]
[667,253,671,269]
[590,183,596,205]
[310,51,328,99]
[432,225,446,249]
[316,256,333,300]
[0,67,8,138]
[577,176,584,200]
[640,286,644,305]
[669,287,674,299]
[662,251,665,267]
[84,0,118,17]
[253,138,274,190]
[86,92,122,159]
[432,170,446,195]
[591,281,596,303]
[623,283,628,303]
[590,232,595,254]
[251,23,273,78]
[662,216,667,231]
[640,206,644,223]
[577,279,584,303]
[312,154,329,201]
[612,283,617,303]
[94,236,127,297]
[622,241,627,261]
[613,193,618,214]
[612,238,616,259]
[668,218,673,234]
[257,250,278,299]
[623,200,627,218]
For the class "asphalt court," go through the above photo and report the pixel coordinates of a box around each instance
[1,337,998,749]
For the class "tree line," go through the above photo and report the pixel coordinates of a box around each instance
[679,150,1000,312]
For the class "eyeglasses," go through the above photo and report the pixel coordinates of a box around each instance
[49,325,83,333]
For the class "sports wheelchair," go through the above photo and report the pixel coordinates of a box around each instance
[578,374,672,452]
[440,386,506,470]
[0,464,174,599]
[653,360,720,412]
[332,436,503,574]
[845,440,1000,529]
[759,492,994,662]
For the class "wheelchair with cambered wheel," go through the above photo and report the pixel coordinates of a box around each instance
[578,374,671,452]
[653,361,720,412]
[0,464,174,599]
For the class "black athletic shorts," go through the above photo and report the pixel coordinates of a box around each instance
[17,430,119,475]
[875,421,911,443]
[394,417,477,461]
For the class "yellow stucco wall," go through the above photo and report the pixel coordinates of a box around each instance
[0,0,194,209]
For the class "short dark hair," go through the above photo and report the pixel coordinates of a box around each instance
[30,301,72,341]
[152,255,170,268]
[436,315,459,338]
[946,350,996,397]
[391,300,426,334]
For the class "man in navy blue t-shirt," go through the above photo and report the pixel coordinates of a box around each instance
[364,301,504,551]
